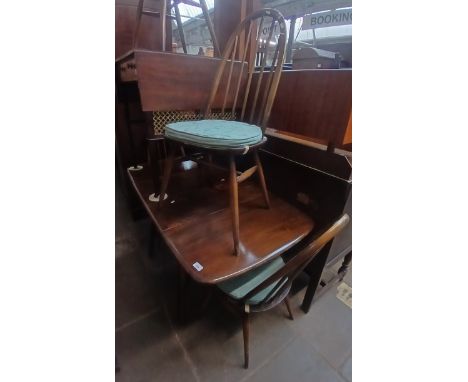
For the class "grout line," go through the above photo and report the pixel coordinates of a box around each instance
[287,291,352,377]
[162,304,202,382]
[337,349,352,370]
[115,307,161,332]
[308,336,351,377]
[337,352,352,382]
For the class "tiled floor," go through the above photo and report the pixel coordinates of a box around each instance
[116,181,352,382]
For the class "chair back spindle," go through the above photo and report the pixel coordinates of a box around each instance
[204,9,287,132]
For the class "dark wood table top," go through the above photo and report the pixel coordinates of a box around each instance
[128,164,315,284]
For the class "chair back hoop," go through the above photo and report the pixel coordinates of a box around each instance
[241,214,350,306]
[203,8,287,132]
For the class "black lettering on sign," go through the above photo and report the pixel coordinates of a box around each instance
[262,24,279,36]
[308,10,352,27]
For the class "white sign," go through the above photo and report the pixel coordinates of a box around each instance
[192,262,203,271]
[302,9,352,30]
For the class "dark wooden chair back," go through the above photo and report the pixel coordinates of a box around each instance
[241,214,350,306]
[204,8,287,131]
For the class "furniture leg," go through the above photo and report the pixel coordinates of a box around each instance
[173,1,187,53]
[159,142,175,207]
[254,150,270,208]
[242,311,250,369]
[301,241,332,313]
[147,138,162,198]
[200,0,220,57]
[160,0,167,51]
[284,296,294,320]
[229,155,240,255]
[338,251,352,281]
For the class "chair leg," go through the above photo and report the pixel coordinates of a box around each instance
[253,150,270,208]
[242,311,250,369]
[159,142,175,207]
[284,296,294,320]
[229,155,240,256]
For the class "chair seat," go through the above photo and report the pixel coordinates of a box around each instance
[217,257,286,305]
[165,119,263,149]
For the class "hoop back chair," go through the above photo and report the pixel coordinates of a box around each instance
[159,9,287,256]
[217,214,350,368]
[133,0,220,55]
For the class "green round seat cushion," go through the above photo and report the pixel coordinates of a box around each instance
[165,119,263,149]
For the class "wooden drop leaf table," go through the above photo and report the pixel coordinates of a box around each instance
[128,164,315,284]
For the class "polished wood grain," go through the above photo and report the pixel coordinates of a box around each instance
[343,111,352,145]
[128,165,314,284]
[253,69,352,149]
[215,0,246,56]
[134,51,248,111]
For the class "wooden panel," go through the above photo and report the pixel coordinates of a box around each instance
[259,69,352,149]
[258,145,351,260]
[128,165,314,284]
[214,0,261,57]
[135,51,248,111]
[343,111,352,145]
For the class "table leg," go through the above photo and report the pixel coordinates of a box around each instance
[147,137,163,196]
[301,241,332,313]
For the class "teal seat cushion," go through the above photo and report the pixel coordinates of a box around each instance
[165,119,263,149]
[217,257,286,305]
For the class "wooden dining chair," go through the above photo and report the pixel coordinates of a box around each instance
[216,214,350,368]
[158,9,287,256]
